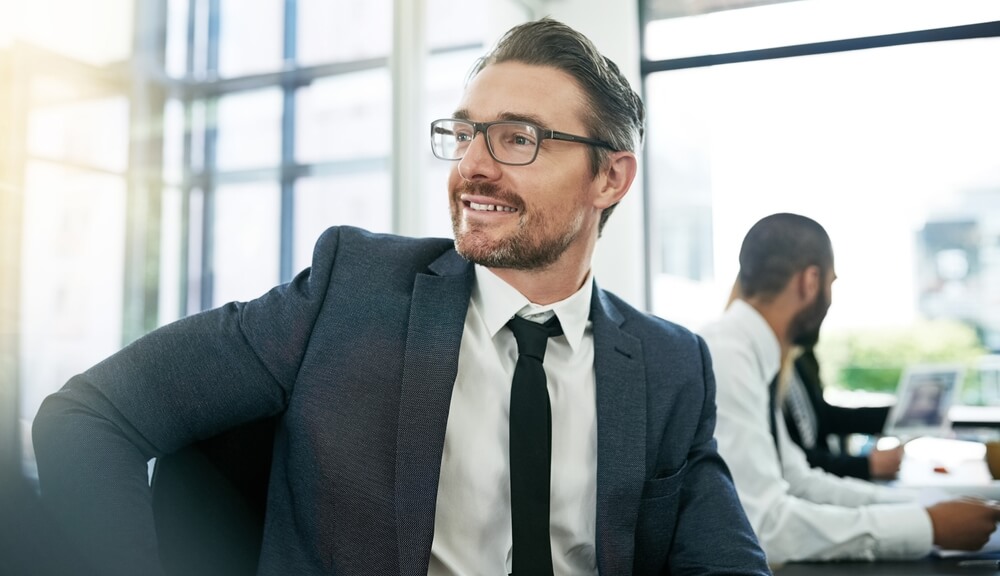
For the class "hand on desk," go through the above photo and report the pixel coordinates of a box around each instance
[869,445,905,479]
[926,499,1000,551]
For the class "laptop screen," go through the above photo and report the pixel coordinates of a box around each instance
[883,364,965,439]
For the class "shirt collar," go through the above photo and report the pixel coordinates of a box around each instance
[472,265,593,353]
[727,299,783,384]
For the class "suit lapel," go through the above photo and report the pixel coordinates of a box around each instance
[395,250,473,576]
[591,287,646,574]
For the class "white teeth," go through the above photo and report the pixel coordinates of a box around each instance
[470,201,516,212]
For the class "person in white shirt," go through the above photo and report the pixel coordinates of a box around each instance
[700,212,1000,565]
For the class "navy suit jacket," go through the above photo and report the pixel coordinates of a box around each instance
[33,226,768,575]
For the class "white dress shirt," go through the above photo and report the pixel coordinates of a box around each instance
[428,265,598,576]
[699,300,933,564]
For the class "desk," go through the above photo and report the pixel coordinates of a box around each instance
[775,555,1000,575]
[951,405,1000,430]
[890,437,1000,500]
[773,438,1000,575]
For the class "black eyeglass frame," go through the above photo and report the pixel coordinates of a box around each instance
[430,118,617,166]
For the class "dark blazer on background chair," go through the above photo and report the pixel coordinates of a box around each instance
[783,347,890,479]
[34,226,768,576]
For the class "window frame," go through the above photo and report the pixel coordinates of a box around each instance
[638,6,1000,311]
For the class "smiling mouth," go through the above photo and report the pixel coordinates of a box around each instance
[468,201,518,213]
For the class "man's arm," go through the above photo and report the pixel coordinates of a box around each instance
[663,336,771,575]
[800,443,873,479]
[32,310,288,575]
[704,332,934,564]
[821,404,890,437]
[31,227,345,575]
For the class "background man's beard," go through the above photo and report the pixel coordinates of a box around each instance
[790,294,828,347]
[792,326,821,348]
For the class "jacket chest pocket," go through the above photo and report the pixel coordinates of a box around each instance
[640,460,687,500]
[633,461,688,575]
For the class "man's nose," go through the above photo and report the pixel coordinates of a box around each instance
[457,131,502,181]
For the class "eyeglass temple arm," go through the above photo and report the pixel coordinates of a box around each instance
[546,130,616,150]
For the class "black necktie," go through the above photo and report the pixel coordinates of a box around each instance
[507,314,562,576]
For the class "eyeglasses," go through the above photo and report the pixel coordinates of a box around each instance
[430,118,616,166]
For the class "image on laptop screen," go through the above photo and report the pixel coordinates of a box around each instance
[883,364,965,440]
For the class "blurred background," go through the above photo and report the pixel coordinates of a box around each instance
[1,0,999,482]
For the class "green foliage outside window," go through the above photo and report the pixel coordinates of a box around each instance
[815,320,990,404]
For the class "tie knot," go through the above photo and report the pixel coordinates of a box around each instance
[506,314,563,362]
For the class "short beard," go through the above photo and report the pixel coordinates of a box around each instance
[451,181,578,270]
[790,290,828,347]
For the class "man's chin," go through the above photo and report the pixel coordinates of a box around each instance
[455,229,491,257]
[454,235,510,268]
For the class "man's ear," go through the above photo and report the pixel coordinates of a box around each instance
[593,151,637,210]
[799,265,821,302]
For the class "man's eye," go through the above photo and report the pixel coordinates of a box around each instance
[455,131,474,142]
[510,133,537,147]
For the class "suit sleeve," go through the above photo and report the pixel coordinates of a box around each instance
[30,227,345,576]
[665,336,771,575]
[802,445,873,480]
[821,404,891,437]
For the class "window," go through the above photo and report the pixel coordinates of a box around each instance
[6,0,487,480]
[643,1,1000,399]
[217,0,284,77]
[215,88,283,172]
[19,163,127,468]
[8,33,133,476]
[161,0,486,310]
[297,0,392,65]
[296,70,392,164]
[292,173,392,272]
[213,181,282,306]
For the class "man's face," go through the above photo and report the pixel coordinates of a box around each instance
[791,265,835,347]
[447,62,607,270]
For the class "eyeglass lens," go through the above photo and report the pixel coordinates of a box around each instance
[432,120,540,165]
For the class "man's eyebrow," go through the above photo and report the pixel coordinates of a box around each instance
[498,112,548,127]
[450,109,549,128]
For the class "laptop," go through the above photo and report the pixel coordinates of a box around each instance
[883,363,965,440]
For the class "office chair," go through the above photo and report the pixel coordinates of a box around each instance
[151,417,277,576]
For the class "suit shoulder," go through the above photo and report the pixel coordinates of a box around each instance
[314,225,455,265]
[599,289,703,347]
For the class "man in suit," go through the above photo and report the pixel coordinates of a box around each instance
[31,18,768,576]
[701,212,1000,565]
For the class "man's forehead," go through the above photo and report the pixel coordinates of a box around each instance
[454,61,587,128]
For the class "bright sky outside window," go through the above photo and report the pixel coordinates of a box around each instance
[645,0,1000,60]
